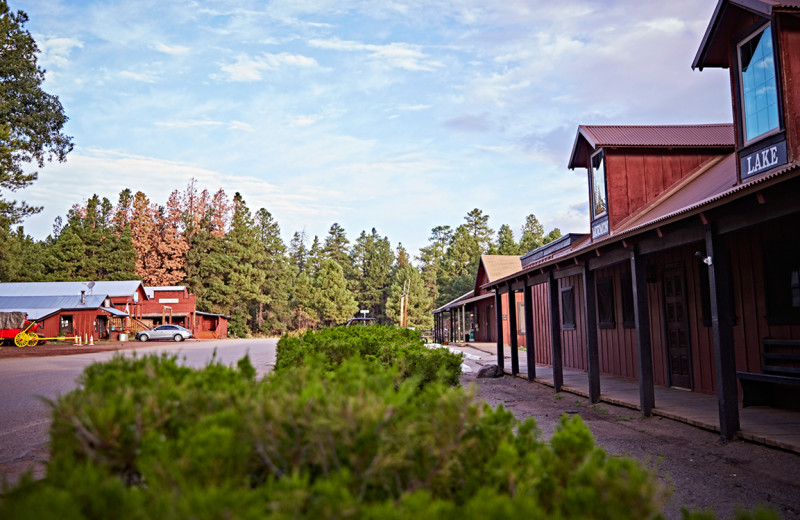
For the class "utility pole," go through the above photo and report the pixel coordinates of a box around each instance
[401,280,409,328]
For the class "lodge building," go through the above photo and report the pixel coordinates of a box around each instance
[434,0,800,442]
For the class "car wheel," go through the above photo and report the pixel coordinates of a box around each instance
[138,334,149,342]
[173,334,184,342]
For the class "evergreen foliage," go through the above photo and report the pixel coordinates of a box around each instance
[1,330,771,519]
[385,265,434,330]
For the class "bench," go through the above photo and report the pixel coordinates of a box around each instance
[737,339,800,411]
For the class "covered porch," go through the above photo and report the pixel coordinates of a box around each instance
[457,341,800,453]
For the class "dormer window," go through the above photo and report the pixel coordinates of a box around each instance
[738,24,779,144]
[590,150,607,219]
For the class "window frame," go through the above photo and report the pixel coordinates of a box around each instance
[620,272,636,329]
[516,301,526,334]
[736,22,782,147]
[596,277,615,329]
[589,149,608,221]
[561,286,576,330]
[59,314,74,336]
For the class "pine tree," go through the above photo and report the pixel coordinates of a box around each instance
[493,224,519,255]
[255,208,294,334]
[289,231,308,274]
[291,271,317,330]
[306,235,322,276]
[464,208,494,252]
[350,228,393,320]
[519,213,545,254]
[223,193,268,336]
[0,226,45,281]
[322,223,350,267]
[312,259,358,327]
[544,227,563,244]
[385,265,434,329]
[148,191,189,286]
[129,191,158,282]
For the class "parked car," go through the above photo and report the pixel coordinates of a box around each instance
[345,317,377,327]
[136,324,193,342]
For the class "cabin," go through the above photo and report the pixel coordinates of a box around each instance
[0,281,229,340]
[433,255,523,345]
[454,0,800,441]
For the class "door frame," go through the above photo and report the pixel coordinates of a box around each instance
[661,262,694,390]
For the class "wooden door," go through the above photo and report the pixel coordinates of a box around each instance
[663,265,692,389]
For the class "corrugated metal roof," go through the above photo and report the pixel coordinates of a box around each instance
[485,158,800,290]
[144,286,187,298]
[0,294,111,320]
[0,281,144,298]
[433,290,476,313]
[568,124,733,169]
[693,0,800,70]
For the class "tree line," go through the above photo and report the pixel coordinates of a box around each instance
[0,180,561,337]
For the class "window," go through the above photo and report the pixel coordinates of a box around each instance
[596,277,615,329]
[620,273,635,329]
[590,150,607,220]
[59,315,73,336]
[517,301,525,334]
[738,24,780,143]
[762,238,800,325]
[561,287,575,330]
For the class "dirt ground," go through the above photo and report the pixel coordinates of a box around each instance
[0,341,140,358]
[463,370,800,519]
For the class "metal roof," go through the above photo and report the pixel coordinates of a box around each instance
[521,233,586,266]
[693,0,800,70]
[0,294,114,320]
[144,286,187,298]
[433,290,476,313]
[485,157,800,289]
[0,281,145,298]
[568,124,734,169]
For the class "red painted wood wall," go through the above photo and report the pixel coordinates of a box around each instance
[779,14,800,164]
[559,274,587,372]
[605,149,723,230]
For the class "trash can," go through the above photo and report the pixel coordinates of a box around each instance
[118,333,129,342]
[469,330,475,341]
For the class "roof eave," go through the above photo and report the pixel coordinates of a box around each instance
[693,0,772,70]
[567,126,596,170]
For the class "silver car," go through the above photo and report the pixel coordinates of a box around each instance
[136,324,193,342]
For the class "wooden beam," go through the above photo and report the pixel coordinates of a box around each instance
[656,227,664,238]
[637,225,705,255]
[717,180,800,235]
[524,282,536,381]
[495,291,504,371]
[548,273,564,392]
[587,247,630,271]
[595,248,601,257]
[582,265,601,403]
[631,248,655,416]
[496,284,509,295]
[705,225,740,440]
[526,271,550,286]
[699,212,709,225]
[511,279,526,292]
[756,191,766,204]
[553,264,584,279]
[508,288,519,376]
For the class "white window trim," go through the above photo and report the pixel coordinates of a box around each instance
[589,149,608,221]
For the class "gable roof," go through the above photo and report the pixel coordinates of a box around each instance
[479,255,522,284]
[693,0,800,70]
[568,124,734,169]
[0,281,145,299]
[0,294,127,321]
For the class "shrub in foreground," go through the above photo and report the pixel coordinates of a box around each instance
[0,352,695,519]
[276,325,462,386]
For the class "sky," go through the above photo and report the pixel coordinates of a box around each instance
[13,0,733,257]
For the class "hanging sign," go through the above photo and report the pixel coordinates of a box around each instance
[740,139,787,180]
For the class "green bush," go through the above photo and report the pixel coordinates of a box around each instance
[276,325,463,386]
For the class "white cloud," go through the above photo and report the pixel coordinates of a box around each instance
[37,36,83,68]
[119,70,158,83]
[215,52,319,81]
[309,38,442,71]
[150,41,191,55]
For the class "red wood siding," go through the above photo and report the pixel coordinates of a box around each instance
[778,14,800,164]
[559,274,587,372]
[594,263,638,381]
[530,283,552,366]
[39,310,111,340]
[605,150,723,231]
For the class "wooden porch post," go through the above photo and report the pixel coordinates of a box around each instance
[508,285,519,376]
[583,265,601,403]
[630,248,655,416]
[548,273,563,392]
[705,226,740,440]
[495,291,504,371]
[524,281,536,381]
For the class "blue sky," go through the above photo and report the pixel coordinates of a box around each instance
[15,0,732,256]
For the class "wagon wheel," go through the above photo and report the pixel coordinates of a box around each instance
[27,334,40,347]
[14,332,30,348]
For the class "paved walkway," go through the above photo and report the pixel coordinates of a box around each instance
[452,341,800,454]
